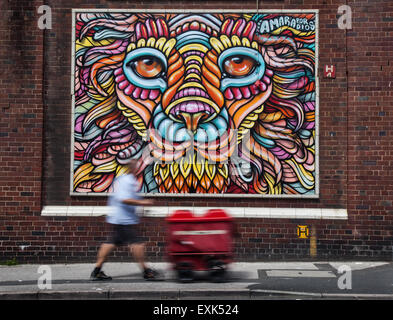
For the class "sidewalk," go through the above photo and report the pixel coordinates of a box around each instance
[0,261,392,299]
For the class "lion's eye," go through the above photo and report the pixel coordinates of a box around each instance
[130,56,164,79]
[223,55,257,78]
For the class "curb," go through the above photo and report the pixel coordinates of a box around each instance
[1,289,393,300]
[0,292,39,300]
[250,289,322,298]
[0,290,108,300]
[250,290,393,299]
[0,289,251,300]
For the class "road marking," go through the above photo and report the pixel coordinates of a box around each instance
[266,270,336,278]
[248,262,319,270]
[329,262,389,271]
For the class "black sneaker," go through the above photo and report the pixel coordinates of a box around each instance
[143,268,161,281]
[90,270,112,281]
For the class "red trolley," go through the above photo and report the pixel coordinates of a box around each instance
[166,209,234,282]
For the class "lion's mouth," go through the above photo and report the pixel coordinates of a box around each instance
[171,100,214,117]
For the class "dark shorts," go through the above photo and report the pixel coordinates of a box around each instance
[107,224,143,246]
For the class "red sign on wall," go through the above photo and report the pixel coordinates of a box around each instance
[324,65,336,78]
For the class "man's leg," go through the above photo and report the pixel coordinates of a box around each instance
[96,243,116,269]
[129,243,160,280]
[129,243,147,271]
[91,243,116,280]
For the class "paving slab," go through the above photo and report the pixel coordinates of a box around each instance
[0,261,391,299]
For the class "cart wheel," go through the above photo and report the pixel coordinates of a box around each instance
[176,262,194,283]
[208,260,227,283]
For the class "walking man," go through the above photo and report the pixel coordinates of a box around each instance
[90,159,158,281]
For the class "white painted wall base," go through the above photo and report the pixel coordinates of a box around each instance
[41,206,347,219]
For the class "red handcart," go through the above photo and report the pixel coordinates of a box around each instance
[166,209,234,282]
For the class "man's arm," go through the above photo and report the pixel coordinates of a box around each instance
[122,198,154,206]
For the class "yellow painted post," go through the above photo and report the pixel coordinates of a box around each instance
[310,224,317,258]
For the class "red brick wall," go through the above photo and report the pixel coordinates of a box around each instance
[346,0,393,256]
[0,0,392,263]
[0,0,46,261]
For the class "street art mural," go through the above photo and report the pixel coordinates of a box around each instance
[72,11,318,196]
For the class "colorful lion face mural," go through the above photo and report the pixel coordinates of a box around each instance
[72,11,318,196]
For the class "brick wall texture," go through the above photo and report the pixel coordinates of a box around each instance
[0,0,392,263]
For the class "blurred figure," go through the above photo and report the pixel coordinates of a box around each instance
[90,159,159,281]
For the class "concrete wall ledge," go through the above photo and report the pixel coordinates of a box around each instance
[41,206,348,220]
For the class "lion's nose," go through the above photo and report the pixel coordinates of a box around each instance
[170,99,214,132]
[179,111,208,132]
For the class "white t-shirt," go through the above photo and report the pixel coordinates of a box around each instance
[106,174,141,225]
